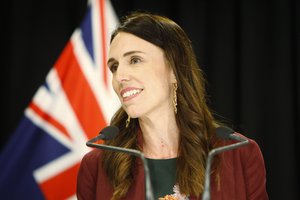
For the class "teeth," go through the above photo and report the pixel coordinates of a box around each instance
[122,89,141,98]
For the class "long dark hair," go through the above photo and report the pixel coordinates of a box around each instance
[102,12,217,199]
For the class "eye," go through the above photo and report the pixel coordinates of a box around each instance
[109,62,118,73]
[130,56,142,65]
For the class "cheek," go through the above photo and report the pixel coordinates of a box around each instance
[112,79,119,96]
[151,79,172,99]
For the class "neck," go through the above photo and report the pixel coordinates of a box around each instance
[138,112,179,159]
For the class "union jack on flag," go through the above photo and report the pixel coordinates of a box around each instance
[0,0,119,199]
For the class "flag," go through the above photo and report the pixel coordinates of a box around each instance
[0,0,119,199]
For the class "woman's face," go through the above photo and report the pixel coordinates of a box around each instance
[108,32,176,119]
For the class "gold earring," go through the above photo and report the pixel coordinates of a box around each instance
[126,115,131,128]
[173,82,178,114]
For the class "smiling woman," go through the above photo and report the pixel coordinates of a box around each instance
[109,32,175,119]
[76,12,269,200]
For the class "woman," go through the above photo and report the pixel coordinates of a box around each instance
[77,12,268,200]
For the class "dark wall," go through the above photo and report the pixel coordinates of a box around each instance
[2,0,299,199]
[1,0,87,145]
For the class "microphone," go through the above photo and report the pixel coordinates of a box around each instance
[202,127,250,200]
[87,125,119,143]
[86,126,154,200]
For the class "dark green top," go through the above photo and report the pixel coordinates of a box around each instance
[146,158,177,199]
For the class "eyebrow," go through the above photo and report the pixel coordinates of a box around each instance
[107,50,145,65]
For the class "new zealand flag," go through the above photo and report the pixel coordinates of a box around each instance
[0,0,119,199]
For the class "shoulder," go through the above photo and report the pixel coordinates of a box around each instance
[218,133,268,199]
[81,149,103,163]
[77,149,104,200]
[230,133,265,166]
[218,133,264,162]
[78,149,103,179]
[234,133,267,180]
[218,133,267,175]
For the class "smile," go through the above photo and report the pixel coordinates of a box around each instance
[121,89,142,98]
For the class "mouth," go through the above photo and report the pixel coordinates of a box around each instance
[120,88,143,101]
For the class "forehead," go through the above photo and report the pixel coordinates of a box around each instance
[108,32,164,58]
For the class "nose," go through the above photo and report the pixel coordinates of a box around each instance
[114,64,131,83]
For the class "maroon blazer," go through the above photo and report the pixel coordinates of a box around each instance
[77,135,268,200]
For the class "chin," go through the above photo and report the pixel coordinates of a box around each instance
[127,113,140,119]
[124,108,141,119]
